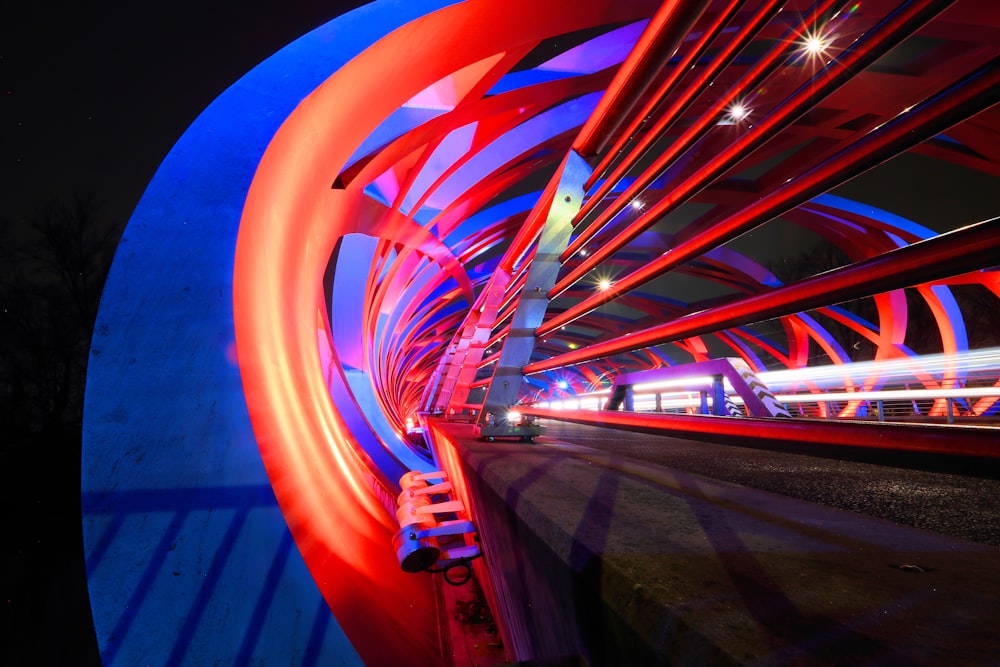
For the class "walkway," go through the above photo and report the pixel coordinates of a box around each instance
[429,418,1000,665]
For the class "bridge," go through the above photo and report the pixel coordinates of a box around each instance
[81,0,1000,664]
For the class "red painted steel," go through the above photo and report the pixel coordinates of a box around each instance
[559,0,838,275]
[582,0,751,191]
[527,215,1000,373]
[540,50,1000,337]
[232,2,665,662]
[573,0,712,157]
[207,0,1000,660]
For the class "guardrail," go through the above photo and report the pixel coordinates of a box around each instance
[518,405,1000,458]
[536,384,1000,423]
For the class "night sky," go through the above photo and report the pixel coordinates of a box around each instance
[5,2,996,233]
[2,4,369,664]
[3,1,370,225]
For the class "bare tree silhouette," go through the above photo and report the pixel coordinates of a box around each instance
[1,192,121,666]
[0,192,122,436]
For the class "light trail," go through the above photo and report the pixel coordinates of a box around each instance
[758,347,1000,390]
[532,349,1000,417]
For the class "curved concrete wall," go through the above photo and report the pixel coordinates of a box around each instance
[82,2,454,664]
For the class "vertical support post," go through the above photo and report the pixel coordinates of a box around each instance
[876,399,885,423]
[478,151,591,424]
[426,344,462,413]
[699,391,709,415]
[947,398,955,424]
[422,272,512,414]
[421,358,445,413]
[711,375,726,416]
[655,393,662,412]
[623,386,635,412]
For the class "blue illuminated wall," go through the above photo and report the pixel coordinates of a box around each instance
[81,1,456,664]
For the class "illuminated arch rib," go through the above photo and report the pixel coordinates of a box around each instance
[235,0,998,653]
[233,1,665,663]
[86,0,1000,664]
[302,0,1000,436]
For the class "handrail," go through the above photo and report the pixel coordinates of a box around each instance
[519,406,1000,458]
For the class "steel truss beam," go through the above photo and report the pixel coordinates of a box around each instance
[526,214,1000,373]
[555,0,961,305]
[538,50,1000,339]
[573,0,713,157]
[476,152,591,421]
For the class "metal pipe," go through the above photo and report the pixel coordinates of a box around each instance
[526,213,1000,374]
[562,0,839,267]
[577,0,783,215]
[583,0,752,190]
[540,46,996,336]
[573,0,713,157]
[557,0,954,299]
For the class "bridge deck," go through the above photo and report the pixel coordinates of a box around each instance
[428,418,1000,666]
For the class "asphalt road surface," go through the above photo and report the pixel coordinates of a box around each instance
[536,420,1000,547]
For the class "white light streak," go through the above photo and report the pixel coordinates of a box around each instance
[775,386,1000,403]
[759,348,1000,390]
[528,350,1000,417]
[633,376,716,392]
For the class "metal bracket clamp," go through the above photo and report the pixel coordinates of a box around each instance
[391,470,481,583]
